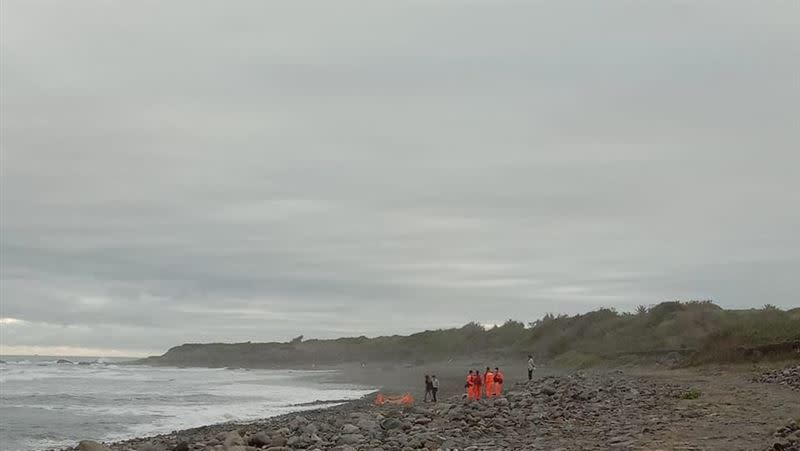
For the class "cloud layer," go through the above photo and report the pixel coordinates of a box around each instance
[2,0,798,356]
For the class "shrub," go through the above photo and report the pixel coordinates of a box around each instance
[675,389,702,399]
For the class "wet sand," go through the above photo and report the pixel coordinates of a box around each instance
[326,359,543,400]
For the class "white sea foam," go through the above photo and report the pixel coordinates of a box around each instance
[1,358,374,451]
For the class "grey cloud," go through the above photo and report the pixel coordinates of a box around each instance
[1,0,798,355]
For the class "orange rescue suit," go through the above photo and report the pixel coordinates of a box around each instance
[484,371,495,398]
[473,373,482,400]
[494,371,504,396]
[465,374,475,400]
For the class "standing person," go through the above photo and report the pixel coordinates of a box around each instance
[431,375,439,402]
[465,370,475,400]
[424,375,433,402]
[484,367,495,398]
[494,367,504,396]
[527,355,536,380]
[473,369,483,400]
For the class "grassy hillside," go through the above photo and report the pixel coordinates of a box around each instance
[137,301,800,368]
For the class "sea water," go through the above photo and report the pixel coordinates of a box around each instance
[0,356,375,451]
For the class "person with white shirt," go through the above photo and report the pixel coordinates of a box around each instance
[527,354,536,380]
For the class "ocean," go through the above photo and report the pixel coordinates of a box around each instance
[0,356,375,451]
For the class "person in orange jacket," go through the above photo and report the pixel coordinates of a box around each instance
[494,367,504,396]
[484,367,495,398]
[473,369,483,400]
[465,370,475,400]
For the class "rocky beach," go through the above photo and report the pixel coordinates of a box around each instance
[62,364,800,451]
[755,364,800,392]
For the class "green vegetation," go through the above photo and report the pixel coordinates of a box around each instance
[675,389,702,400]
[137,301,800,368]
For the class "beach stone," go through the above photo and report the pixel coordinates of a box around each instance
[264,447,290,451]
[302,422,320,435]
[246,433,270,448]
[342,424,360,434]
[78,441,111,451]
[338,433,364,445]
[288,415,309,431]
[284,435,302,447]
[173,442,189,451]
[137,444,165,451]
[356,419,379,431]
[223,432,244,447]
[380,418,402,430]
[754,364,800,391]
[541,386,556,396]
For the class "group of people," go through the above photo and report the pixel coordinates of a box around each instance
[465,367,504,400]
[422,355,536,403]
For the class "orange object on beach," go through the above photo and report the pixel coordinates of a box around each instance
[374,392,413,406]
[466,373,475,400]
[484,370,495,398]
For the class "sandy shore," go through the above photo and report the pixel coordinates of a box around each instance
[325,359,548,399]
[63,362,800,451]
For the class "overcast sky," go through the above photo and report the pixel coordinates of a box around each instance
[1,1,798,357]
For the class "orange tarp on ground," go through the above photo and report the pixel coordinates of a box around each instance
[374,393,414,406]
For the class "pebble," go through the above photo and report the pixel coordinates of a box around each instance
[754,365,800,391]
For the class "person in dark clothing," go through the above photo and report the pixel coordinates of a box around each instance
[431,375,439,402]
[424,374,434,402]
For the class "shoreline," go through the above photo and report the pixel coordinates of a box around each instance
[54,360,534,451]
[74,396,376,451]
[59,362,800,451]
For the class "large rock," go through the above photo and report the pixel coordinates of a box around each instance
[77,441,110,451]
[223,431,244,447]
[289,415,309,430]
[302,422,320,435]
[338,433,365,445]
[342,424,360,434]
[356,418,378,431]
[541,385,556,396]
[380,418,402,430]
[246,432,270,448]
[754,364,800,391]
